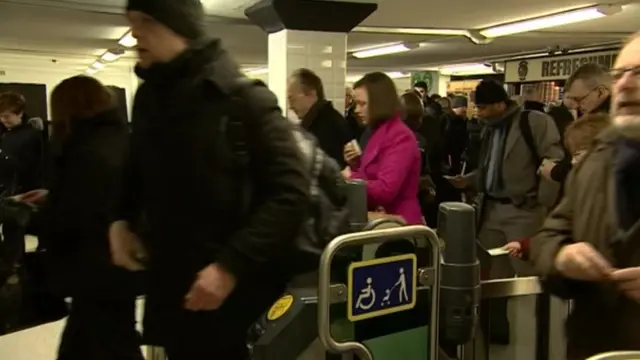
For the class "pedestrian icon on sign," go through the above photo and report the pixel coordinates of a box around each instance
[381,268,409,306]
[347,254,417,321]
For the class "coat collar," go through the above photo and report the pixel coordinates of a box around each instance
[360,115,401,169]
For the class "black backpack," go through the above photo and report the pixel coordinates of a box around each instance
[222,78,352,274]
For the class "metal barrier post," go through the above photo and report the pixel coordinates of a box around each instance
[535,292,551,360]
[317,225,442,360]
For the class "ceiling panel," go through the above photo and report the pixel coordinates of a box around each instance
[0,0,636,75]
[361,0,619,29]
[349,34,622,69]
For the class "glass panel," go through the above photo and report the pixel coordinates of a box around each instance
[470,294,543,360]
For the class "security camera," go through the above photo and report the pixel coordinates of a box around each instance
[546,45,562,55]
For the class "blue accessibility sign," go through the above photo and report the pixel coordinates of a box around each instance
[347,254,417,321]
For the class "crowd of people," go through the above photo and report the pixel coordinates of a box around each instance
[0,0,638,359]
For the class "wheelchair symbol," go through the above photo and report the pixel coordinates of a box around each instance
[355,277,376,310]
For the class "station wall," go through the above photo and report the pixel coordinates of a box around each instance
[0,65,138,120]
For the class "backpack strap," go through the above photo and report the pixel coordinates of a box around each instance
[519,110,541,167]
[215,77,265,216]
[224,77,265,165]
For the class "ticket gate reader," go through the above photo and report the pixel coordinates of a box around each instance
[249,223,442,360]
[318,225,442,360]
[249,219,407,360]
[248,285,348,360]
[251,203,480,360]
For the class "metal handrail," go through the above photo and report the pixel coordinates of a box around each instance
[480,277,543,299]
[317,225,442,360]
[587,351,640,360]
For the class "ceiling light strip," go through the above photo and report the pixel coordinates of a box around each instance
[479,5,620,38]
[439,63,496,75]
[119,31,137,48]
[352,43,412,59]
[353,26,468,36]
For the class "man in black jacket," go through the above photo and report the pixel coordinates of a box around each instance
[109,1,310,358]
[288,68,350,167]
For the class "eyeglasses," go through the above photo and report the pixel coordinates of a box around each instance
[610,66,640,81]
[566,87,600,106]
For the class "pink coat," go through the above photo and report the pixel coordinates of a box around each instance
[351,115,423,224]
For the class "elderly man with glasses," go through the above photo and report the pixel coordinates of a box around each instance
[538,63,613,183]
[564,62,613,116]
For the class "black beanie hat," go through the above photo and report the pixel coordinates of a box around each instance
[127,0,206,40]
[474,79,509,106]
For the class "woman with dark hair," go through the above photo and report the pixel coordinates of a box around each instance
[16,76,144,360]
[401,92,436,216]
[343,72,422,224]
[400,92,424,131]
[400,91,429,171]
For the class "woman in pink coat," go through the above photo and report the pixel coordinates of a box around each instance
[343,72,423,225]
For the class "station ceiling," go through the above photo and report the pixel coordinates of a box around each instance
[0,0,637,75]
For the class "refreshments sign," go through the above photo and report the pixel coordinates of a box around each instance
[504,50,618,83]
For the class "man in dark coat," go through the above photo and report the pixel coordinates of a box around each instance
[109,1,310,359]
[288,68,350,167]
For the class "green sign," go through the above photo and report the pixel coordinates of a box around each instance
[410,71,439,95]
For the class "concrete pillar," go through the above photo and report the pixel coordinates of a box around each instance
[245,0,377,118]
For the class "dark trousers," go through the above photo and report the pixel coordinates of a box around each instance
[165,338,248,360]
[146,277,286,360]
[57,296,144,360]
[0,221,25,276]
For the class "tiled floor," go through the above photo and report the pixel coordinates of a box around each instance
[0,237,149,359]
[0,319,66,360]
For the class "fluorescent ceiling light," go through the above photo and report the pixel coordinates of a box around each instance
[100,49,124,62]
[119,31,137,48]
[385,71,410,79]
[86,68,98,75]
[352,43,411,58]
[244,67,268,76]
[346,75,361,83]
[353,26,468,36]
[91,61,105,69]
[346,72,409,83]
[440,63,493,75]
[480,5,620,38]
